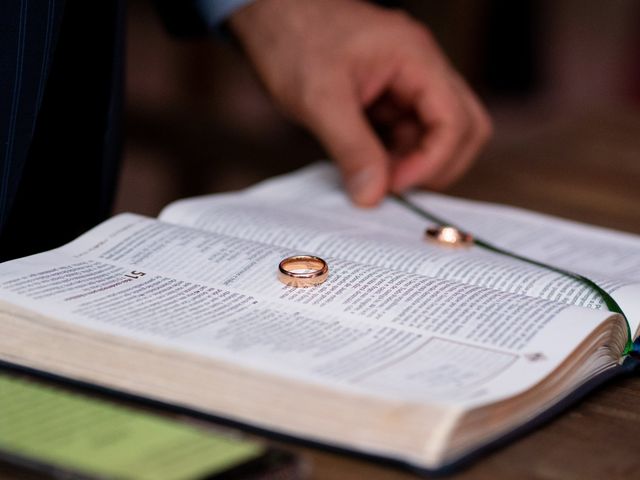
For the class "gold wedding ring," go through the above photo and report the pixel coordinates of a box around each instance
[425,226,474,247]
[278,255,329,287]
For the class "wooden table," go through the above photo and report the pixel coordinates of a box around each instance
[2,109,640,479]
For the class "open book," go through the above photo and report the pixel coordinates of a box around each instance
[1,163,639,472]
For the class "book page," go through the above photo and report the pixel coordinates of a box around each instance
[159,164,640,335]
[0,214,623,410]
[410,191,640,336]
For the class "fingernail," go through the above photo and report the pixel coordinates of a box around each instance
[347,169,374,203]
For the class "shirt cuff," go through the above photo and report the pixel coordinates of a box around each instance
[194,0,256,28]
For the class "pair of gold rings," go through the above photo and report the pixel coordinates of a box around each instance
[277,226,469,288]
[278,255,329,288]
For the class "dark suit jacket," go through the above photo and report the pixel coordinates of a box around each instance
[0,0,210,261]
[0,0,122,261]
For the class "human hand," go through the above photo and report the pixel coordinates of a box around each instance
[229,0,492,206]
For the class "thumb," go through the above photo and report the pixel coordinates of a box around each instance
[301,86,388,206]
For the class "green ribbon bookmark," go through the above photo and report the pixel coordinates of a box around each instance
[391,194,634,356]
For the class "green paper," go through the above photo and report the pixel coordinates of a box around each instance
[0,374,264,480]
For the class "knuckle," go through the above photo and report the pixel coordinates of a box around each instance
[443,106,467,135]
[476,110,494,145]
[457,107,473,135]
[386,9,434,43]
[386,8,413,26]
[410,24,436,47]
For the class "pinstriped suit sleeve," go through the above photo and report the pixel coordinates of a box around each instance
[0,0,64,229]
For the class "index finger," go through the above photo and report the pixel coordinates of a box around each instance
[299,77,390,206]
[388,63,471,192]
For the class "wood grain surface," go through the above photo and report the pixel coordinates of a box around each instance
[2,109,640,479]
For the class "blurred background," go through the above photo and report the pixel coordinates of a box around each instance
[118,0,640,229]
